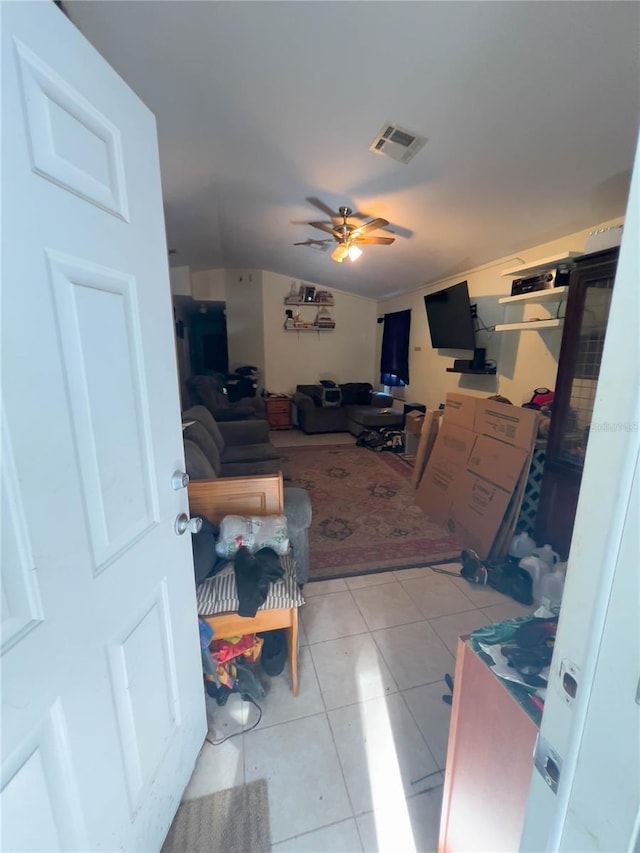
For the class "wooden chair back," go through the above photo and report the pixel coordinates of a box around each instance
[187,473,284,524]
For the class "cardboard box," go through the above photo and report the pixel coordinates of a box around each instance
[411,410,442,488]
[404,431,420,457]
[474,400,539,451]
[443,393,478,430]
[447,472,513,558]
[435,421,477,467]
[467,434,528,493]
[415,422,476,515]
[416,394,538,557]
[405,410,425,434]
[414,455,462,526]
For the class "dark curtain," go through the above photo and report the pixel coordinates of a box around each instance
[380,309,411,386]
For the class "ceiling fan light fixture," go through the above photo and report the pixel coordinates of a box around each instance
[331,244,349,263]
[348,244,363,262]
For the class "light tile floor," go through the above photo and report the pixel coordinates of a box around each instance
[183,563,534,851]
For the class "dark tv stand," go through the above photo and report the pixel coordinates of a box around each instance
[446,366,497,375]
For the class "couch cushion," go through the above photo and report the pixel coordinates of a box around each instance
[184,438,218,479]
[183,404,225,453]
[183,421,222,472]
[347,406,404,429]
[296,384,324,407]
[340,382,373,406]
[221,443,282,464]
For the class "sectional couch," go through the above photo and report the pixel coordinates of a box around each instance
[292,382,404,436]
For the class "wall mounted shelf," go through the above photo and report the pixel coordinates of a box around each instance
[501,253,582,278]
[284,299,334,306]
[284,327,334,332]
[499,286,569,306]
[495,319,564,332]
[446,366,497,375]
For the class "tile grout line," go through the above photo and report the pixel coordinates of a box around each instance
[273,815,362,849]
[397,685,446,775]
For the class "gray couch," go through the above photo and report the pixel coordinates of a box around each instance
[182,404,286,478]
[187,374,266,421]
[182,405,312,583]
[292,382,404,436]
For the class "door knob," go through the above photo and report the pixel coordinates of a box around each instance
[174,513,202,535]
[171,470,190,490]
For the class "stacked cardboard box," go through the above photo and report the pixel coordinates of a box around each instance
[415,394,538,559]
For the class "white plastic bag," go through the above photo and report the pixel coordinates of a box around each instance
[215,514,290,559]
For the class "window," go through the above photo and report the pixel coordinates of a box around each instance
[380,309,411,387]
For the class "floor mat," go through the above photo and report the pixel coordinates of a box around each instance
[162,779,270,853]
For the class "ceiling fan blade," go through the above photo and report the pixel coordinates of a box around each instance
[309,221,341,238]
[295,238,331,246]
[353,235,395,245]
[306,196,341,221]
[350,217,390,239]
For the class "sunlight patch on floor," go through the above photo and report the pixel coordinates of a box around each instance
[357,660,416,853]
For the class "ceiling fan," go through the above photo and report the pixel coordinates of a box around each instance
[298,205,395,263]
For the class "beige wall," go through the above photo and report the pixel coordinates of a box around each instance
[169,265,191,296]
[377,216,624,411]
[261,271,377,395]
[224,269,265,376]
[191,268,226,301]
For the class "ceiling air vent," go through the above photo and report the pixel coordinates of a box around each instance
[369,121,428,164]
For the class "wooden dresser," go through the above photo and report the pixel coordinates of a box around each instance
[264,395,292,429]
[439,637,539,852]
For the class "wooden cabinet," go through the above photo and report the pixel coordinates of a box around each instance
[439,638,539,852]
[535,247,619,558]
[264,396,292,430]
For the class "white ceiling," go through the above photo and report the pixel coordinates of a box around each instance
[67,1,639,300]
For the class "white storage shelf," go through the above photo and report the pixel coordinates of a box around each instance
[284,327,334,332]
[284,299,335,306]
[501,252,582,278]
[497,285,568,332]
[499,286,568,305]
[495,318,564,332]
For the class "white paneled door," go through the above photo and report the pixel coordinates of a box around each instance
[1,3,206,850]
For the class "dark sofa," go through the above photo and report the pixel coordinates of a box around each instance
[187,374,266,421]
[292,382,404,436]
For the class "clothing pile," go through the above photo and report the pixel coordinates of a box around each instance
[199,620,265,704]
[355,427,404,453]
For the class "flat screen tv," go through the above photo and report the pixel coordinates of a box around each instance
[424,280,476,350]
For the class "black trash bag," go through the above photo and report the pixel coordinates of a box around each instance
[459,550,533,606]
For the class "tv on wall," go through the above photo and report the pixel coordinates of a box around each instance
[424,280,476,350]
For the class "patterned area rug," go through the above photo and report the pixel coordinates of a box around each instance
[282,445,463,581]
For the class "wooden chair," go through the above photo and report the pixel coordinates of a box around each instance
[188,473,299,696]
